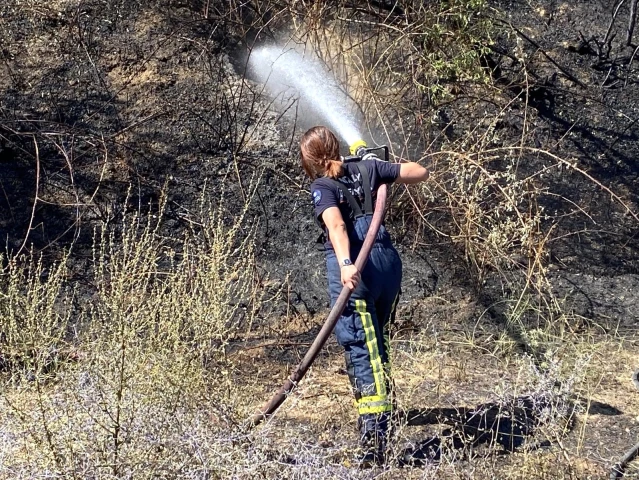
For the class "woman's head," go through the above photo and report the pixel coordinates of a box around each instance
[300,126,343,180]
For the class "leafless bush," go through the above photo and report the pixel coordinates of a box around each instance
[0,181,268,477]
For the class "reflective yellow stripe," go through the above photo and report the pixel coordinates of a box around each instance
[359,395,386,404]
[357,395,393,415]
[358,403,393,414]
[355,299,386,398]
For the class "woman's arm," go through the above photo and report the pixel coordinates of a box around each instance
[396,162,429,184]
[321,206,360,290]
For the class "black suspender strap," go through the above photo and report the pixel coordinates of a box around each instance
[325,163,375,218]
[329,179,363,217]
[355,163,374,215]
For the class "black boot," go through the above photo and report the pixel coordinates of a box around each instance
[357,413,390,468]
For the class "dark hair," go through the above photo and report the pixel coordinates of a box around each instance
[300,126,343,180]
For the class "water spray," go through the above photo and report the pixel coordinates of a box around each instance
[249,46,362,148]
[245,45,391,429]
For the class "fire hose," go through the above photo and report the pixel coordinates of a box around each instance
[246,181,388,429]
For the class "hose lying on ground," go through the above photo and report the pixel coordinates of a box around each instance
[610,368,639,479]
[245,183,389,429]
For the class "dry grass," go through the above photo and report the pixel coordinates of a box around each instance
[1,252,636,478]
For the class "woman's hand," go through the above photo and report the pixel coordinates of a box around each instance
[341,264,361,290]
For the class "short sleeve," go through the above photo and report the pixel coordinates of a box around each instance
[374,160,401,184]
[311,180,338,222]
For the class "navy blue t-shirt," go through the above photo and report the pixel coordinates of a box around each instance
[311,159,400,248]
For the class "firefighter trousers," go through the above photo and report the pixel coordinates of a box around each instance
[326,241,402,417]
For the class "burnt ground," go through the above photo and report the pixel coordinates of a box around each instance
[1,0,639,477]
[484,0,639,337]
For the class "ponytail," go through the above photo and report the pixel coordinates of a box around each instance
[324,159,343,179]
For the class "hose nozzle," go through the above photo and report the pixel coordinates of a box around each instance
[344,139,389,163]
[349,139,367,156]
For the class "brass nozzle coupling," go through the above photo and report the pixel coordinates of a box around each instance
[349,139,367,157]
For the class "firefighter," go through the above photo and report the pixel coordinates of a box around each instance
[300,126,429,466]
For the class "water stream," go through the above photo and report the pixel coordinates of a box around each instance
[248,45,362,148]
